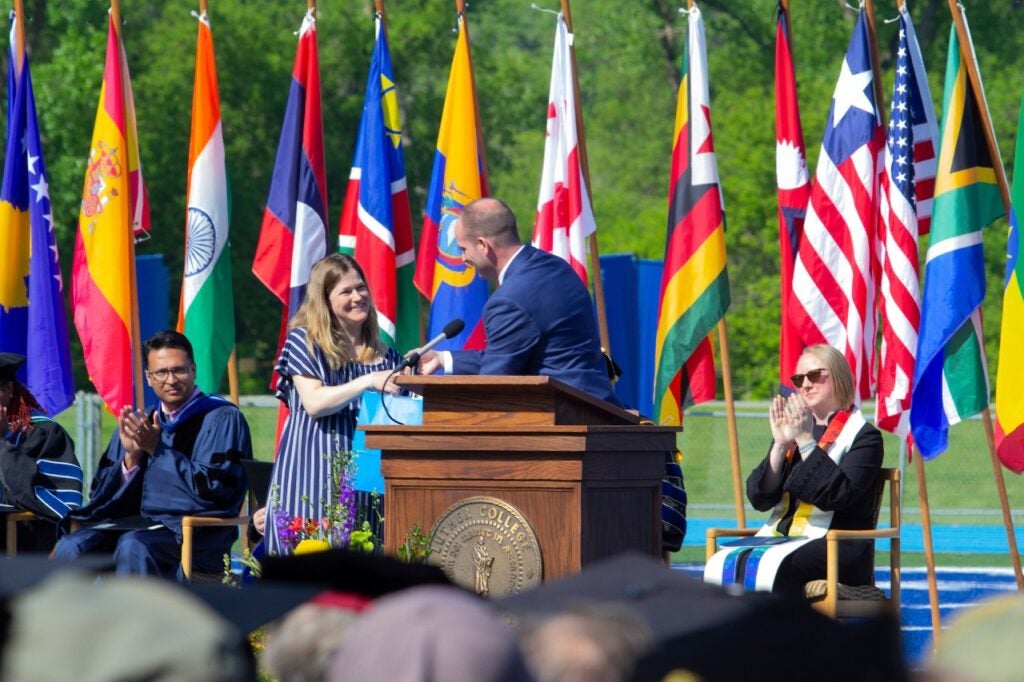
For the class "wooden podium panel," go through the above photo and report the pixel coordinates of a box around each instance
[366,377,678,582]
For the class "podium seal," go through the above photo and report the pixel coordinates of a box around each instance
[428,496,543,597]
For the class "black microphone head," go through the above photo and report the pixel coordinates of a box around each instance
[442,319,465,338]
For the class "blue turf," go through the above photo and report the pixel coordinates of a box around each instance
[673,563,1019,666]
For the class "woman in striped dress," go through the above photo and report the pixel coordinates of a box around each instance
[265,254,402,555]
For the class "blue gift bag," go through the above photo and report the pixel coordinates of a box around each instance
[352,393,423,493]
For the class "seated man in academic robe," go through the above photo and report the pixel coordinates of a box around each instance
[0,352,84,552]
[54,330,252,579]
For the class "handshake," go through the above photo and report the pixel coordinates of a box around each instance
[398,319,464,376]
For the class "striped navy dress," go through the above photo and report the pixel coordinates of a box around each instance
[266,327,400,555]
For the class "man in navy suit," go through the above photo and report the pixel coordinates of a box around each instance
[419,198,620,406]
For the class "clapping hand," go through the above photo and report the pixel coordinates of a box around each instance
[118,407,162,467]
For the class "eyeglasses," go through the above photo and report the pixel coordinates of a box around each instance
[146,364,193,382]
[790,368,829,387]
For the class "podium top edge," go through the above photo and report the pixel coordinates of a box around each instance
[393,374,640,425]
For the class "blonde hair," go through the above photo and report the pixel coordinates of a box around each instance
[800,344,855,410]
[289,254,385,368]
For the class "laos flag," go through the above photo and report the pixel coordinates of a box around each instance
[252,9,328,336]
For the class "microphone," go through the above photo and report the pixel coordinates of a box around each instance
[400,318,465,370]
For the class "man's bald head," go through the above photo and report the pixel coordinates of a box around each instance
[458,198,521,248]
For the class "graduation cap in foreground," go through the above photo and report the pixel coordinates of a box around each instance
[1,569,260,682]
[498,552,909,682]
[0,555,322,635]
[0,555,115,598]
[259,546,454,598]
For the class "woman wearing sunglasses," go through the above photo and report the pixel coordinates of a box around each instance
[705,344,883,594]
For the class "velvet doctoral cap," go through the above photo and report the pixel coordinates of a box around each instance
[0,353,25,382]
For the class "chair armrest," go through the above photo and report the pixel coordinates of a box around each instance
[705,527,758,562]
[6,511,39,557]
[706,528,759,538]
[180,515,251,581]
[825,528,899,541]
[181,515,251,529]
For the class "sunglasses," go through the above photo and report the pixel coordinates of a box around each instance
[790,368,829,387]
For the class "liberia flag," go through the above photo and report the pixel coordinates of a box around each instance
[876,8,937,438]
[653,5,729,426]
[789,8,883,401]
[774,2,810,390]
[532,13,595,285]
[338,15,417,354]
[252,10,328,348]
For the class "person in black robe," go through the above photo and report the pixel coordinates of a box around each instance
[53,331,252,579]
[0,353,84,552]
[746,344,883,593]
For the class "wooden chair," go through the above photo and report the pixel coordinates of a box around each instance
[5,510,39,556]
[705,467,901,619]
[180,460,273,581]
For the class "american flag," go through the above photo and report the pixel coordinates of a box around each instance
[789,8,883,401]
[876,9,937,437]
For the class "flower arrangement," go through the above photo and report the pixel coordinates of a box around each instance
[272,449,376,555]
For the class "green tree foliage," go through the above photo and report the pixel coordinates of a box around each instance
[4,0,1023,400]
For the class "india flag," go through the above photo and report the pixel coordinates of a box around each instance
[178,11,234,394]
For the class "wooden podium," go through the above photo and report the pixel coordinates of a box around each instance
[363,376,679,582]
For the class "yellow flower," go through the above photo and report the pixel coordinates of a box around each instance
[294,538,331,555]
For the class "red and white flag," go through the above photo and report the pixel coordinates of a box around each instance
[876,7,937,436]
[532,13,595,285]
[789,8,884,401]
[775,4,810,390]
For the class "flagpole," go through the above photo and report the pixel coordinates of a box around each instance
[109,0,145,409]
[948,0,1024,591]
[983,408,1024,589]
[716,322,745,527]
[871,0,939,629]
[453,0,491,193]
[683,0,743,526]
[912,447,943,646]
[862,0,885,123]
[948,1,1010,213]
[13,0,24,77]
[558,0,611,357]
[896,0,944,640]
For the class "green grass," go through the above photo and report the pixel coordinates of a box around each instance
[53,404,281,464]
[679,405,1024,525]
